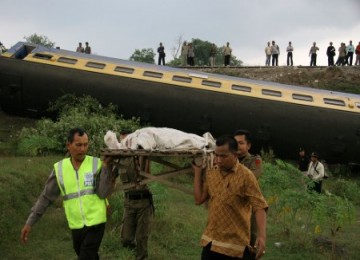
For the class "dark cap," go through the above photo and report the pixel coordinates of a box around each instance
[311,152,319,158]
[299,147,304,152]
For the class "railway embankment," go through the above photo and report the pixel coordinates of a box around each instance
[196,66,360,95]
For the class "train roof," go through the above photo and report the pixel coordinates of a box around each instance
[4,42,360,112]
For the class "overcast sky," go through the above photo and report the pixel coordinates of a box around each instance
[1,0,359,66]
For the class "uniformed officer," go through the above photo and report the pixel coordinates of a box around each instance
[233,129,263,248]
[99,129,153,260]
[118,152,153,260]
[233,129,263,179]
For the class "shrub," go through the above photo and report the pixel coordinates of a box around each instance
[17,95,141,156]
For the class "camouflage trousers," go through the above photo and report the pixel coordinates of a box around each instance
[121,197,153,260]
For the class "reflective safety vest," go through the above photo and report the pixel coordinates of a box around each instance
[54,156,106,229]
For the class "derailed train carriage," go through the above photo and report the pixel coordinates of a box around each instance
[0,42,359,164]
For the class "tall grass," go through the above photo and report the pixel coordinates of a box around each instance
[2,156,360,259]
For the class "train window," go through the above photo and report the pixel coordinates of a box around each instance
[231,85,251,92]
[58,57,77,65]
[86,62,106,69]
[202,80,221,88]
[33,53,53,60]
[323,98,345,107]
[114,66,135,74]
[262,89,282,97]
[292,93,313,102]
[143,71,163,78]
[172,75,192,83]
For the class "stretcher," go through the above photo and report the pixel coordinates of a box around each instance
[100,148,214,194]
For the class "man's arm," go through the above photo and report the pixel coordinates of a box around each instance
[96,157,118,199]
[254,208,267,259]
[192,163,209,205]
[20,171,60,244]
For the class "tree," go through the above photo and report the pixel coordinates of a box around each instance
[170,34,184,60]
[191,38,213,66]
[129,48,155,64]
[168,38,243,66]
[24,33,55,48]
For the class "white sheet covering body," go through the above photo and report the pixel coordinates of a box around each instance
[104,127,215,150]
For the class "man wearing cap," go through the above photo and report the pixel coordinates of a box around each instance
[307,152,325,193]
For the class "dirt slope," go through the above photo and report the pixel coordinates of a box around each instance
[199,66,360,94]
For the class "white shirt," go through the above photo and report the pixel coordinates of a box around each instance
[346,44,355,53]
[307,161,324,181]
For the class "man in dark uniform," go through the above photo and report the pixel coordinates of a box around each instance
[233,129,263,249]
[118,154,153,260]
[99,129,153,260]
[233,129,262,179]
[157,42,166,66]
[326,42,336,66]
[298,148,309,174]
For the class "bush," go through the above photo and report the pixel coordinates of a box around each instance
[260,159,356,256]
[17,95,141,156]
[325,178,360,205]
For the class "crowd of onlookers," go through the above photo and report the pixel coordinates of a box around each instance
[157,41,234,67]
[2,39,360,67]
[266,40,360,67]
[158,40,360,67]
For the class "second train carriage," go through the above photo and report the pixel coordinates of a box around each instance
[0,42,359,164]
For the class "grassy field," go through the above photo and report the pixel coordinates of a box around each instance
[1,155,360,260]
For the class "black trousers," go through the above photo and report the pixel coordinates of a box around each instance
[201,242,252,260]
[287,52,293,66]
[346,52,353,65]
[308,180,322,194]
[336,56,346,66]
[272,54,278,66]
[158,54,165,65]
[328,55,334,66]
[310,53,317,66]
[72,223,106,260]
[188,57,195,66]
[224,55,231,66]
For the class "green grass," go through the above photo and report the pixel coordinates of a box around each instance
[1,156,360,259]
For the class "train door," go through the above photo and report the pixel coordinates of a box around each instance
[13,44,36,59]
